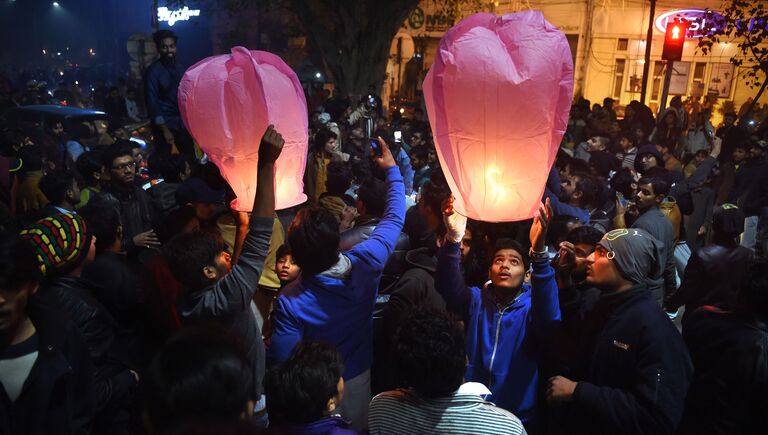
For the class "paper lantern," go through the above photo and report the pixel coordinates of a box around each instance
[179,46,308,211]
[423,11,573,222]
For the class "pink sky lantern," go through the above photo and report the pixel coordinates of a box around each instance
[423,11,574,222]
[179,46,308,211]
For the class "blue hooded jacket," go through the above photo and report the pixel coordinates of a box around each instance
[435,242,560,423]
[268,166,405,379]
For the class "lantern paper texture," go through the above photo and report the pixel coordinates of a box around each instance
[424,11,574,222]
[179,46,308,211]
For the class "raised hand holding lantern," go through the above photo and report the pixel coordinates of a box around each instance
[423,11,573,222]
[178,46,308,211]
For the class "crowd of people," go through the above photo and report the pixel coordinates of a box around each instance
[1,29,767,435]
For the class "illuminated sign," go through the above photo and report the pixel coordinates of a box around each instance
[654,9,725,38]
[158,6,201,26]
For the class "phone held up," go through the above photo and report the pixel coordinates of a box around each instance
[616,191,628,209]
[370,138,383,157]
[394,130,402,143]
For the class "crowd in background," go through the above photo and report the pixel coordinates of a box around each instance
[1,30,767,435]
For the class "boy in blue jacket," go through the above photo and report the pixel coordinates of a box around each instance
[268,136,405,430]
[436,197,559,427]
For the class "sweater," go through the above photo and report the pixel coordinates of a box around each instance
[269,166,405,379]
[177,216,273,398]
[435,242,560,423]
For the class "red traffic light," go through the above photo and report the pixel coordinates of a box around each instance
[670,25,682,39]
[662,20,687,61]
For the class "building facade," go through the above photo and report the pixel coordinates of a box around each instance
[397,0,767,120]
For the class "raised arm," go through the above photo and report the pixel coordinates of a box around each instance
[529,198,561,330]
[214,126,283,312]
[350,136,405,270]
[684,136,720,188]
[434,197,472,317]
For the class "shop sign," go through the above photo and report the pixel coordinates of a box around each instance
[408,7,455,33]
[654,9,725,38]
[158,6,201,26]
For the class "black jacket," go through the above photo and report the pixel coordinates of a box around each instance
[729,159,768,216]
[560,285,693,435]
[35,276,137,411]
[678,308,768,435]
[0,300,95,435]
[667,243,753,318]
[100,185,160,255]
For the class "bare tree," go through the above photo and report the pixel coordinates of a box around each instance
[697,1,768,119]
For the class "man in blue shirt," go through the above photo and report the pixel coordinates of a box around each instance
[144,30,194,156]
[436,197,559,429]
[269,137,405,430]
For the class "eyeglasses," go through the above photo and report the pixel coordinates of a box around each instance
[112,161,136,171]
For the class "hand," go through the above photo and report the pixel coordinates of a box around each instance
[529,198,553,252]
[710,136,722,158]
[162,126,175,145]
[546,376,577,404]
[259,125,285,164]
[698,225,706,236]
[442,196,467,244]
[133,230,160,249]
[615,197,627,217]
[557,241,577,273]
[371,136,396,169]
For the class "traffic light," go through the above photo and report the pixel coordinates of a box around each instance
[662,20,687,61]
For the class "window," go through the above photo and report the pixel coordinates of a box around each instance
[617,38,629,51]
[613,59,626,99]
[651,61,665,101]
[690,62,706,96]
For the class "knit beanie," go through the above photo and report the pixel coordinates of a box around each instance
[20,213,93,277]
[597,228,663,285]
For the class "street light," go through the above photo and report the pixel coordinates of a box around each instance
[52,2,60,7]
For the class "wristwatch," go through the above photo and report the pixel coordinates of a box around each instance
[529,248,549,261]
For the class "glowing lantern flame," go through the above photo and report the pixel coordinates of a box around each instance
[423,11,573,222]
[179,47,308,211]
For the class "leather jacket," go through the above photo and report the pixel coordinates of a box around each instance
[339,216,410,252]
[36,276,136,411]
[668,243,754,317]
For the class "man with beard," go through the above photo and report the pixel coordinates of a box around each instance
[144,30,194,155]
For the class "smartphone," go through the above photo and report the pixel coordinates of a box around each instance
[616,191,628,209]
[371,139,382,157]
[394,130,402,143]
[706,128,714,145]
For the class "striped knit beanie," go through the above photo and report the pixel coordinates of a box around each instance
[19,213,92,277]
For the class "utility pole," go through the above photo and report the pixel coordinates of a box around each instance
[658,61,674,112]
[577,0,595,96]
[640,0,656,104]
